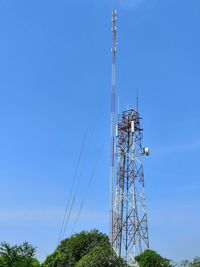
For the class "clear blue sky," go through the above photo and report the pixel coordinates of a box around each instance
[0,0,200,263]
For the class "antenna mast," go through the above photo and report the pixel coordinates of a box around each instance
[109,10,150,267]
[110,9,117,244]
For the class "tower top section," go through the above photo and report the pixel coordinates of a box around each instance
[111,10,117,57]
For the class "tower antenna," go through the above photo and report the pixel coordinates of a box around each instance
[110,9,117,244]
[110,11,150,267]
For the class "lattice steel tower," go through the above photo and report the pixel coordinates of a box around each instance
[109,10,150,266]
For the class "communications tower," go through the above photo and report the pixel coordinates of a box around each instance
[109,10,150,266]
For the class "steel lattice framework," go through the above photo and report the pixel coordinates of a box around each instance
[112,109,149,266]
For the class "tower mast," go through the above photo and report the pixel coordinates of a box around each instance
[110,10,150,266]
[110,9,117,244]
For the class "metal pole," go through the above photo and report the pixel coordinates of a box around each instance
[110,9,117,244]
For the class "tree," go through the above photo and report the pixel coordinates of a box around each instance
[135,249,173,267]
[75,242,126,267]
[178,258,200,267]
[42,229,126,267]
[0,241,40,267]
[191,257,200,267]
[178,260,190,267]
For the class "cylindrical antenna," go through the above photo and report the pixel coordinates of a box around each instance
[110,9,117,244]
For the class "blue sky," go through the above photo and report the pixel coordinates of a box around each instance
[0,0,200,263]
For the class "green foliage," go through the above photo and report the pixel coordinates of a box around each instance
[42,229,126,267]
[75,242,126,267]
[135,249,173,267]
[179,260,191,267]
[178,258,200,267]
[2,230,200,267]
[0,241,40,267]
[192,257,200,267]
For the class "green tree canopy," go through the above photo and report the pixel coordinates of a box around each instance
[178,260,191,267]
[178,258,200,267]
[42,229,126,267]
[135,249,173,267]
[76,242,126,267]
[191,257,200,267]
[0,241,40,267]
